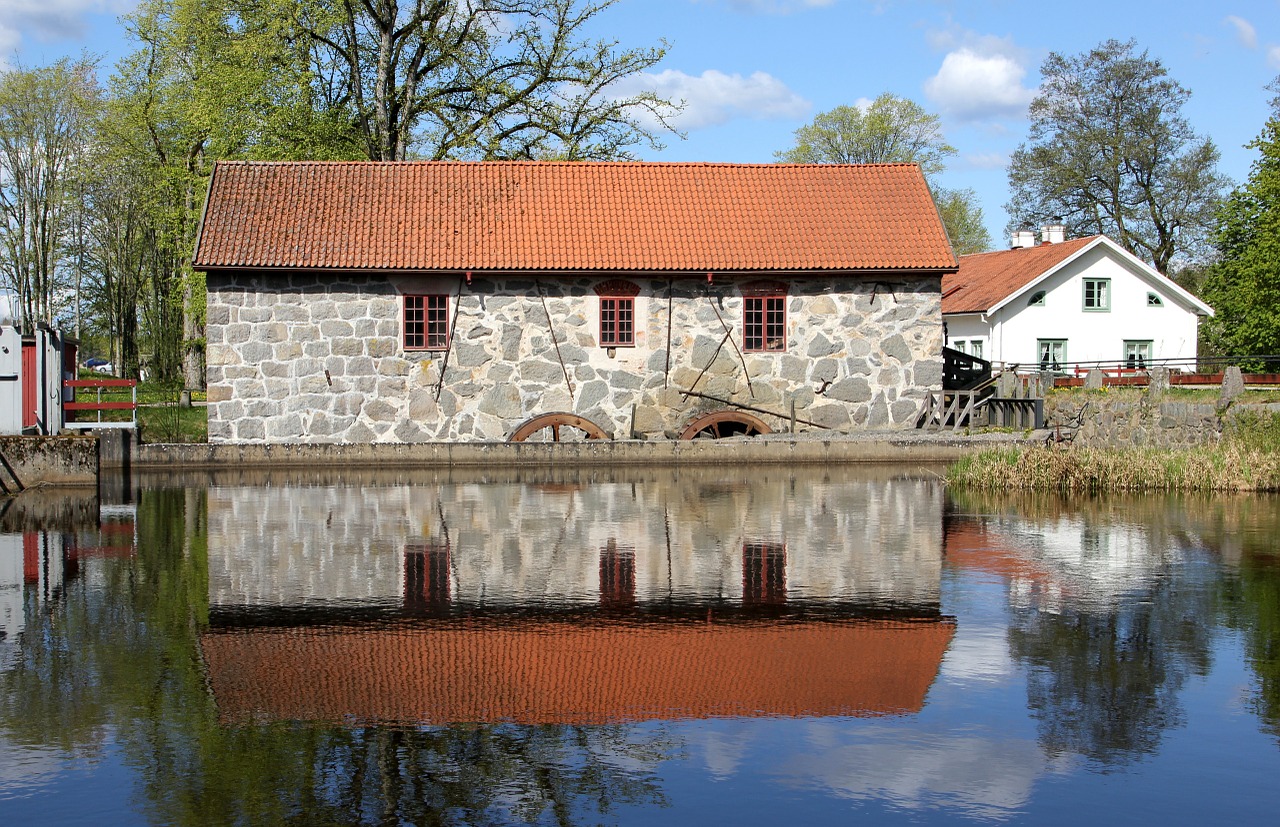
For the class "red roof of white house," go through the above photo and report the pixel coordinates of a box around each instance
[942,236,1101,315]
[192,161,958,274]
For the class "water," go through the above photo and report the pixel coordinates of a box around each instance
[0,466,1277,825]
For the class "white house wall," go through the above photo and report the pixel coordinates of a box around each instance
[951,246,1202,369]
[205,272,944,443]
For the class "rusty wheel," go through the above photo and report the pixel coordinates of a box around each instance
[508,412,611,442]
[679,410,773,440]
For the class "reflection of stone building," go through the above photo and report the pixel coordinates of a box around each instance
[201,471,954,725]
[206,471,946,613]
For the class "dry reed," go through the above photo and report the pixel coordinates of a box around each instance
[946,442,1280,493]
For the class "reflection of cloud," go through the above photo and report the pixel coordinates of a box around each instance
[614,69,810,131]
[940,627,1012,684]
[695,728,756,780]
[1224,15,1258,50]
[780,723,1072,818]
[0,736,65,789]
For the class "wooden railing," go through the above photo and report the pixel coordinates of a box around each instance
[63,379,137,430]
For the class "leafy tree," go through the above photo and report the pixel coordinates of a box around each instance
[777,94,991,254]
[933,186,991,256]
[1200,86,1280,368]
[277,0,679,161]
[1006,39,1228,273]
[775,94,954,175]
[0,59,102,331]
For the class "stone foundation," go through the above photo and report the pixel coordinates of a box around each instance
[206,272,943,443]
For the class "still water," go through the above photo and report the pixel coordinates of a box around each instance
[0,466,1277,825]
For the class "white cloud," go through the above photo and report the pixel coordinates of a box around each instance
[616,69,810,131]
[924,35,1037,122]
[0,0,133,62]
[962,151,1009,170]
[1224,15,1258,50]
[1269,45,1280,69]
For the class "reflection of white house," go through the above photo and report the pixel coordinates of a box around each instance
[942,231,1212,370]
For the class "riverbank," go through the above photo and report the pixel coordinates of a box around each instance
[947,410,1280,493]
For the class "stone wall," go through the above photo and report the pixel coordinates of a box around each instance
[1044,390,1278,447]
[206,272,943,443]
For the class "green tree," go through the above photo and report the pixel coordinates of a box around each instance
[777,94,991,254]
[1200,93,1280,368]
[933,186,991,256]
[775,94,954,175]
[280,0,679,160]
[1006,39,1228,274]
[0,59,102,331]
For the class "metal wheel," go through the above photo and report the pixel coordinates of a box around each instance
[679,410,773,440]
[508,412,611,442]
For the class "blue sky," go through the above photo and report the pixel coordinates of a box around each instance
[3,0,1279,248]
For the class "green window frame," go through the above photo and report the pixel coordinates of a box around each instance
[1147,292,1163,307]
[1083,278,1111,311]
[1123,340,1153,368]
[1038,339,1067,371]
[1028,290,1046,307]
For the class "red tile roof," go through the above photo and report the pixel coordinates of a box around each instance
[942,236,1101,314]
[193,161,957,274]
[200,617,956,726]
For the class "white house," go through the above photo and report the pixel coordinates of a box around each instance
[941,230,1212,371]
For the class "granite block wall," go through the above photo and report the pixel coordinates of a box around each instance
[205,272,944,443]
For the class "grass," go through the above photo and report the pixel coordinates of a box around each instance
[71,373,208,443]
[947,410,1280,493]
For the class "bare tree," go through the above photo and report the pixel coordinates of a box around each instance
[0,59,101,331]
[282,0,679,160]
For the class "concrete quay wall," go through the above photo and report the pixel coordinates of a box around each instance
[105,433,1018,470]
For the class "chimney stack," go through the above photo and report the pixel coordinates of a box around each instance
[1040,218,1065,245]
[1010,230,1036,249]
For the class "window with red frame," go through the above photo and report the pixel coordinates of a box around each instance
[595,279,640,347]
[744,295,786,352]
[403,295,449,350]
[599,296,634,346]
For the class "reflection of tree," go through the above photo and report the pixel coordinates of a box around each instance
[1222,550,1280,742]
[1009,591,1213,766]
[0,488,672,825]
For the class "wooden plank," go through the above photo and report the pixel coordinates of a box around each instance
[65,379,137,388]
[63,402,137,411]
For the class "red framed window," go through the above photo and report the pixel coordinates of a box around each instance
[403,295,449,350]
[600,297,634,346]
[743,295,787,352]
[743,541,787,605]
[595,279,640,347]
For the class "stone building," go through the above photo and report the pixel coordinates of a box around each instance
[192,161,957,443]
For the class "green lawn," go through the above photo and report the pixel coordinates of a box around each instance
[70,375,208,443]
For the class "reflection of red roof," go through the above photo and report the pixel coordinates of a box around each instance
[942,236,1100,314]
[193,161,957,273]
[200,618,955,726]
[944,520,1053,586]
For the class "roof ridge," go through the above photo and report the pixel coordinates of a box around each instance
[212,159,925,169]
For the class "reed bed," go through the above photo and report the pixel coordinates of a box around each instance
[947,441,1280,493]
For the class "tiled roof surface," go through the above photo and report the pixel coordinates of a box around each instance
[942,236,1101,314]
[193,161,957,273]
[200,617,956,726]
